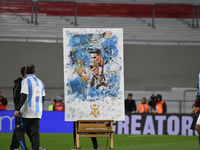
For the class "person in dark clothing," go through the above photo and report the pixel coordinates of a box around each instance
[190,101,200,148]
[193,73,200,136]
[13,67,26,110]
[125,93,137,113]
[0,91,7,110]
[10,67,33,150]
[73,122,99,149]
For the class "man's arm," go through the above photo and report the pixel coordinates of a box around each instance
[89,67,99,87]
[13,93,27,116]
[42,96,45,103]
[16,93,27,111]
[195,95,200,107]
[131,100,136,112]
[147,106,150,113]
[148,99,153,106]
[162,102,167,114]
[1,98,7,105]
[133,100,137,111]
[13,81,21,106]
[89,76,95,87]
[124,100,127,112]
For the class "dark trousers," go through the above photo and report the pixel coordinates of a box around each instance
[73,122,98,148]
[15,116,40,150]
[190,110,200,145]
[10,116,33,150]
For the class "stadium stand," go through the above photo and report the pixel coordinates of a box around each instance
[1,0,200,44]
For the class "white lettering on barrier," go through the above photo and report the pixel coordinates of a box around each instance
[182,116,193,136]
[155,115,166,135]
[131,115,141,134]
[0,116,15,131]
[143,115,155,135]
[106,114,195,136]
[167,116,179,135]
[118,115,129,134]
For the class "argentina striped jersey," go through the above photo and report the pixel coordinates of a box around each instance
[20,74,45,119]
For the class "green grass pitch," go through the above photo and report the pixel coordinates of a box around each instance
[0,133,199,150]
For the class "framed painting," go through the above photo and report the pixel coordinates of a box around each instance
[63,28,124,121]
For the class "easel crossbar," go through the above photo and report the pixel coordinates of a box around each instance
[79,134,110,138]
[77,130,114,133]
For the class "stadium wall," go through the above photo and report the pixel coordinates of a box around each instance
[0,111,197,136]
[0,41,200,98]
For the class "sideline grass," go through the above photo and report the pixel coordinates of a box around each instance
[0,133,198,150]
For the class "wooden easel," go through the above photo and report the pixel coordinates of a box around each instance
[72,120,114,150]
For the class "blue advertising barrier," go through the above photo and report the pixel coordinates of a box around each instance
[0,111,73,133]
[0,111,197,136]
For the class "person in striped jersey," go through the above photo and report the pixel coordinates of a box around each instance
[13,64,46,150]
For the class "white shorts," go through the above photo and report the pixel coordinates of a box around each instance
[197,114,200,125]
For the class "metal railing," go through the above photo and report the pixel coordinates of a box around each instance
[0,0,34,23]
[151,3,195,28]
[0,0,77,25]
[1,86,197,113]
[2,1,200,28]
[35,0,77,25]
[5,98,194,113]
[196,4,200,28]
[6,98,53,111]
[183,89,197,113]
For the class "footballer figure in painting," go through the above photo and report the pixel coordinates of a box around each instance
[89,48,107,89]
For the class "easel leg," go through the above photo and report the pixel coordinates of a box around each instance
[76,134,80,149]
[110,133,113,149]
[75,122,80,149]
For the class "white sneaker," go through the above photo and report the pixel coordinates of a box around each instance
[39,147,48,150]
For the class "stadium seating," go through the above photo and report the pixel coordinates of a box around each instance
[1,14,200,44]
[0,0,200,44]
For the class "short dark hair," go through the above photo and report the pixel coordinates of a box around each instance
[20,67,26,77]
[142,97,146,100]
[89,48,102,55]
[128,93,132,97]
[26,64,35,74]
